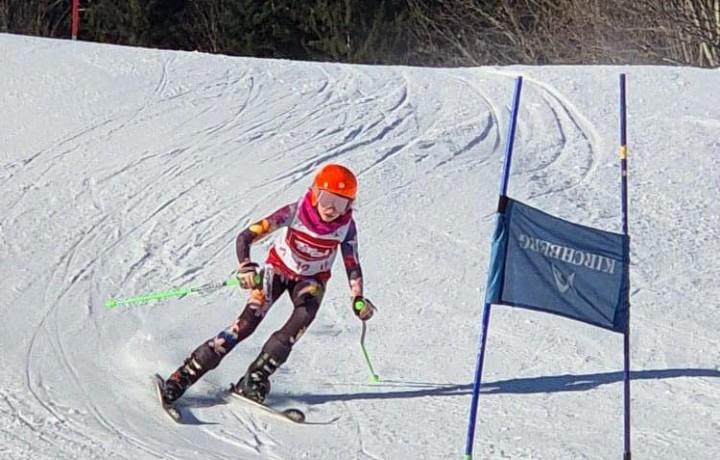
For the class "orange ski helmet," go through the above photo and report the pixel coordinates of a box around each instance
[311,163,357,203]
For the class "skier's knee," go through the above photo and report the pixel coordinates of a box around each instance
[236,305,264,338]
[292,281,324,311]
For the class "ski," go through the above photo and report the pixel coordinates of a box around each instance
[152,374,183,423]
[227,383,306,424]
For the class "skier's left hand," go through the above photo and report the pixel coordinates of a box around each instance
[352,296,376,321]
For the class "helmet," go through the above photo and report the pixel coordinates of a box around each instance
[312,164,357,200]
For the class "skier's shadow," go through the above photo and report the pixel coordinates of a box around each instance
[288,367,720,405]
[174,394,229,425]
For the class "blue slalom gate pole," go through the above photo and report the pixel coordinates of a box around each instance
[619,74,632,460]
[463,76,523,460]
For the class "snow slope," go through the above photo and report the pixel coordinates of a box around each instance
[1,33,719,459]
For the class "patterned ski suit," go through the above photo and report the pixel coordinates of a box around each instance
[174,191,363,385]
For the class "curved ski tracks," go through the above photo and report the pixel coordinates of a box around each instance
[6,56,607,459]
[15,54,197,460]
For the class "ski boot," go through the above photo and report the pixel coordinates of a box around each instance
[232,352,281,404]
[162,357,202,405]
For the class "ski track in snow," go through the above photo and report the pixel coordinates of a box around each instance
[5,57,606,459]
[2,35,720,459]
[486,70,601,204]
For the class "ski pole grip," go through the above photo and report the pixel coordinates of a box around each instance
[231,268,263,289]
[354,298,365,311]
[226,276,239,288]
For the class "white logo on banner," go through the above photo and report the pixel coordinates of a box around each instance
[518,234,617,275]
[551,265,576,293]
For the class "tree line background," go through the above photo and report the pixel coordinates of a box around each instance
[2,0,719,67]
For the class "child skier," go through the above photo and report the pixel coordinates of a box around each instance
[160,163,375,405]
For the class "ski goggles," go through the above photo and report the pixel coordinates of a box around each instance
[315,190,352,212]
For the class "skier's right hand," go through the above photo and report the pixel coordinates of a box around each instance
[236,261,260,289]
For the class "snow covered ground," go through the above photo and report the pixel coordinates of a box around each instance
[1,33,719,459]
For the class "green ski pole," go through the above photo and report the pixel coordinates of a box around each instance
[355,299,380,384]
[105,272,261,309]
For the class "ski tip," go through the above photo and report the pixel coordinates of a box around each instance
[282,408,306,423]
